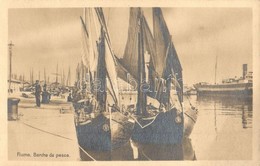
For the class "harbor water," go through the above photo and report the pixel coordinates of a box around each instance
[80,94,252,160]
[190,95,252,160]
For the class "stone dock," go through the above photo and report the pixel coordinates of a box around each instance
[8,95,80,161]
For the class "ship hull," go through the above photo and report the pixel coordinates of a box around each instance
[194,83,252,97]
[131,108,184,145]
[75,111,134,160]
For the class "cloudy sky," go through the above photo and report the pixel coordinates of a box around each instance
[8,7,252,86]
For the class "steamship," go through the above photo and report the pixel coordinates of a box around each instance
[194,64,252,97]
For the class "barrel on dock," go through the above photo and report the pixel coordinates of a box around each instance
[8,97,20,120]
[42,91,51,104]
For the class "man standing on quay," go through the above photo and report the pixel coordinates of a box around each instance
[35,80,42,107]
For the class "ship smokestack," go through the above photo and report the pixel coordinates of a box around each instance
[243,64,247,79]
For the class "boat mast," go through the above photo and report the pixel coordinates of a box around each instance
[62,67,65,86]
[44,67,46,84]
[214,55,218,84]
[22,74,25,89]
[67,66,71,86]
[96,27,107,112]
[136,11,147,116]
[95,8,120,105]
[59,69,61,85]
[30,69,32,85]
[32,68,34,84]
[56,63,58,83]
[38,70,40,81]
[76,63,79,88]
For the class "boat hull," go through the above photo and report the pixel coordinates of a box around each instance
[131,108,184,145]
[75,111,134,159]
[75,113,111,151]
[194,82,252,97]
[184,107,197,138]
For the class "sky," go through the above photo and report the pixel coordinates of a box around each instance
[8,7,252,86]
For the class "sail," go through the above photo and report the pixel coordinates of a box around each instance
[105,39,119,104]
[96,29,107,109]
[120,8,141,80]
[81,8,101,75]
[117,8,155,85]
[152,8,183,103]
[165,41,183,103]
[153,8,170,77]
[76,63,81,88]
[95,8,120,104]
[142,16,156,68]
[116,57,135,84]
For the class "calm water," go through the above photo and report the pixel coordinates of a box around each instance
[190,95,252,160]
[79,95,253,160]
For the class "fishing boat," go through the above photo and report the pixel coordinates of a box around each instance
[73,8,134,160]
[116,7,198,151]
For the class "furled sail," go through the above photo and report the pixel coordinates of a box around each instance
[80,8,120,106]
[105,39,119,104]
[95,29,107,108]
[81,8,101,78]
[95,8,120,105]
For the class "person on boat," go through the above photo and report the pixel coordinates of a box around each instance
[121,104,129,116]
[121,104,126,113]
[147,103,157,110]
[111,104,117,113]
[145,103,157,116]
[67,93,73,102]
[90,95,97,112]
[83,96,92,114]
[107,104,119,113]
[72,89,82,113]
[35,80,42,107]
[128,97,135,113]
[159,103,166,113]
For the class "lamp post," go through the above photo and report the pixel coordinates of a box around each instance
[8,41,14,94]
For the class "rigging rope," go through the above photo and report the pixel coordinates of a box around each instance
[19,120,96,161]
[78,145,96,161]
[20,121,73,140]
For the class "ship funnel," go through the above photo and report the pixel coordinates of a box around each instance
[243,64,247,79]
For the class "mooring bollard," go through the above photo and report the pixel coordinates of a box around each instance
[8,97,20,120]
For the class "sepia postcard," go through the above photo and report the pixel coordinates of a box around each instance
[0,0,260,166]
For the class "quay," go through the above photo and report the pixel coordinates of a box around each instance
[8,95,80,161]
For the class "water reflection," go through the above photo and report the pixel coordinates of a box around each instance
[192,95,253,160]
[197,95,252,129]
[79,137,195,161]
[79,141,134,161]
